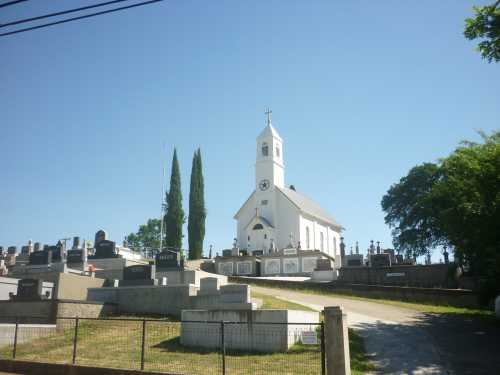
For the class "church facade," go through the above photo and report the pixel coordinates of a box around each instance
[234,112,343,260]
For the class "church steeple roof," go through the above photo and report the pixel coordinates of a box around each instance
[257,108,282,141]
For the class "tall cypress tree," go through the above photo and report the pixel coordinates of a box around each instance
[188,148,206,259]
[164,148,184,251]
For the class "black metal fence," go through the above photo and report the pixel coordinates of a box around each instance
[0,317,325,375]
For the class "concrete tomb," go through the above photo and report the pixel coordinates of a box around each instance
[312,258,337,282]
[13,278,54,301]
[342,254,364,267]
[181,309,320,353]
[66,248,87,265]
[29,249,52,265]
[370,253,391,268]
[90,240,118,259]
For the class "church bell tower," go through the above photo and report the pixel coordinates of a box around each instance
[255,109,284,192]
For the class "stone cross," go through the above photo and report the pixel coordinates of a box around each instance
[265,108,272,125]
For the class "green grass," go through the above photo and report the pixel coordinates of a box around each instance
[244,280,496,321]
[349,329,377,375]
[252,290,317,312]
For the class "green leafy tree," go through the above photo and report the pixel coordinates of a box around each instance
[464,1,500,62]
[164,149,185,250]
[126,219,162,251]
[188,149,206,259]
[381,163,446,259]
[382,131,500,303]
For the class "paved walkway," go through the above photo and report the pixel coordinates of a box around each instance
[252,286,500,375]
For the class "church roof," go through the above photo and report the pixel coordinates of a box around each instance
[277,186,343,229]
[257,124,282,141]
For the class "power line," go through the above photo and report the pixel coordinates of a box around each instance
[0,0,28,9]
[1,0,133,28]
[0,0,164,38]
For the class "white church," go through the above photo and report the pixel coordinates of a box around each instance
[234,110,344,259]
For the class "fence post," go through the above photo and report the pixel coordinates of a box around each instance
[320,322,326,375]
[140,319,146,370]
[72,317,79,365]
[324,306,351,375]
[220,321,226,375]
[12,317,19,359]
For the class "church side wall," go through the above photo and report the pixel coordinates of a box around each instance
[275,192,300,249]
[237,195,257,250]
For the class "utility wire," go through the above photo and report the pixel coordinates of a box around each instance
[0,0,163,37]
[0,0,28,9]
[1,0,133,28]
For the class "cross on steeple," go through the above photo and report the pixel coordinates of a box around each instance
[265,108,272,126]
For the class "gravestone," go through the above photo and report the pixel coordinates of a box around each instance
[46,245,63,262]
[155,249,182,269]
[347,257,363,267]
[94,230,107,247]
[0,246,4,256]
[29,250,52,265]
[7,246,16,255]
[315,258,333,271]
[252,250,264,256]
[91,240,118,259]
[34,242,43,252]
[120,264,157,286]
[72,236,80,249]
[21,246,30,255]
[370,253,391,267]
[14,278,53,301]
[67,248,87,264]
[222,249,232,257]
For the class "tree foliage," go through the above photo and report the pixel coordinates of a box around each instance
[126,218,161,251]
[464,1,500,62]
[164,149,185,250]
[382,131,500,302]
[188,149,206,259]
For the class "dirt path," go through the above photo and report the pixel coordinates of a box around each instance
[252,286,500,375]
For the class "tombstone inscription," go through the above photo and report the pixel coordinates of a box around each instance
[155,250,182,269]
[14,278,53,301]
[67,249,87,264]
[120,264,157,286]
[91,240,118,259]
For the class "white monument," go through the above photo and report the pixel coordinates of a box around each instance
[234,110,343,259]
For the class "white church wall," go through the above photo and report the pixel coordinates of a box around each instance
[236,194,257,250]
[299,216,315,250]
[275,191,300,249]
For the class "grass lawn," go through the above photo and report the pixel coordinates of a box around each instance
[252,290,317,311]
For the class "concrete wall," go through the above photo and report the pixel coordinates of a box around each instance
[260,250,324,276]
[181,309,319,352]
[0,276,18,300]
[54,273,106,300]
[89,258,148,280]
[229,276,480,309]
[155,269,228,287]
[338,264,457,288]
[214,256,259,276]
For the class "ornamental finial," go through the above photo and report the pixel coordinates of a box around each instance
[265,108,272,126]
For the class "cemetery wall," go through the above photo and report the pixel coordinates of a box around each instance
[338,264,456,288]
[0,276,18,300]
[155,269,228,287]
[90,258,149,280]
[229,276,480,308]
[54,273,106,300]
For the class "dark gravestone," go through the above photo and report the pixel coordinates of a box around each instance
[91,240,118,259]
[21,246,30,255]
[347,258,362,267]
[252,250,264,256]
[315,259,333,271]
[371,253,391,268]
[46,245,63,262]
[222,249,232,257]
[67,249,85,264]
[29,250,52,265]
[15,279,43,301]
[72,236,80,249]
[120,265,157,286]
[155,250,182,269]
[7,246,16,255]
[0,246,4,256]
[94,230,107,247]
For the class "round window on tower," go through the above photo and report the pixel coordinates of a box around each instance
[262,142,269,156]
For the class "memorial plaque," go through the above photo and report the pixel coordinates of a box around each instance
[67,249,85,264]
[371,253,391,268]
[302,257,318,273]
[222,249,232,257]
[92,240,117,259]
[283,258,299,273]
[283,248,297,255]
[264,259,280,274]
[236,261,252,275]
[155,250,181,269]
[29,250,52,265]
[218,262,233,275]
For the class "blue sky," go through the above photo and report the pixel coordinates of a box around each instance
[1,0,498,262]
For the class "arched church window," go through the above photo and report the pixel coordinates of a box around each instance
[306,227,310,249]
[264,234,267,239]
[320,232,324,251]
[276,146,280,157]
[333,237,337,254]
[248,235,250,241]
[252,223,264,230]
[262,142,269,156]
